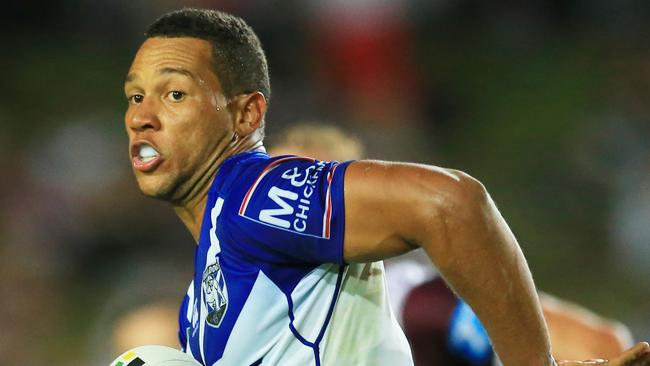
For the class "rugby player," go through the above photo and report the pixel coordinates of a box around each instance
[122,8,650,366]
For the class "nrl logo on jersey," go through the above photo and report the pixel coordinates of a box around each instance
[202,258,228,328]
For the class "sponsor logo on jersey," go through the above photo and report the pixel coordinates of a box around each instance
[202,258,228,328]
[239,158,338,239]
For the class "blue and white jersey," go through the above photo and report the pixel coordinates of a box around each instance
[178,151,413,366]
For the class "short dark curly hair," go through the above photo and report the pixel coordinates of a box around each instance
[145,8,271,103]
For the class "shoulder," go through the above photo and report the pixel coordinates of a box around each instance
[238,156,350,238]
[214,152,352,264]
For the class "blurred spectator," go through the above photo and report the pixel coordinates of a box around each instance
[305,0,422,126]
[88,261,189,365]
[268,122,365,161]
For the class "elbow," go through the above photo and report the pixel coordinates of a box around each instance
[417,169,492,270]
[435,169,491,225]
[450,170,489,208]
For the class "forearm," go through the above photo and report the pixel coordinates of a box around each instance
[422,176,554,366]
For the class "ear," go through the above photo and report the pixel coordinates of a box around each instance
[231,92,267,136]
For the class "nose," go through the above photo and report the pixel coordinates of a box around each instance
[126,98,161,132]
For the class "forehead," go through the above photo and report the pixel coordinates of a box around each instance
[127,37,218,84]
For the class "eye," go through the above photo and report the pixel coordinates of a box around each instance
[166,90,186,102]
[128,94,144,104]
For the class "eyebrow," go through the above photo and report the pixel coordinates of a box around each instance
[124,67,196,84]
[158,67,196,80]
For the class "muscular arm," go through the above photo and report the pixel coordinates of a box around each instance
[343,160,554,366]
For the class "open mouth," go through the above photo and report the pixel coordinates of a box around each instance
[131,142,163,172]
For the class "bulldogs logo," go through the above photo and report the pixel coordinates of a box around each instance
[202,258,228,327]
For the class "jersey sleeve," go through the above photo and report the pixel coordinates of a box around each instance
[225,156,351,265]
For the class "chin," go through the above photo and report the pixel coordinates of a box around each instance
[135,175,176,201]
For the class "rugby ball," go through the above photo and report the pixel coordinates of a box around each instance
[110,345,202,366]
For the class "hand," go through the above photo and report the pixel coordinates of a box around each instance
[558,342,650,366]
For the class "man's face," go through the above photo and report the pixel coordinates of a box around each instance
[124,37,232,202]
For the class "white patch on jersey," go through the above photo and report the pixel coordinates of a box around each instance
[214,270,290,365]
[320,262,414,366]
[209,197,225,253]
[199,197,225,365]
[192,301,199,333]
[290,264,340,341]
[184,280,199,360]
[186,281,195,323]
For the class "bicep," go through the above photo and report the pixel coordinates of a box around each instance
[343,160,472,263]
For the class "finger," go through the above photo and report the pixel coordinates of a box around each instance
[557,343,650,366]
[558,342,650,366]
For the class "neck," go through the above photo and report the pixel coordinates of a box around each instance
[173,132,265,242]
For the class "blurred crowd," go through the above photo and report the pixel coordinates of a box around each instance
[1,1,650,365]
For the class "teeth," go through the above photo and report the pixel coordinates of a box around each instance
[139,144,158,162]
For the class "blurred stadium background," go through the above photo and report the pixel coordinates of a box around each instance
[1,1,649,364]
